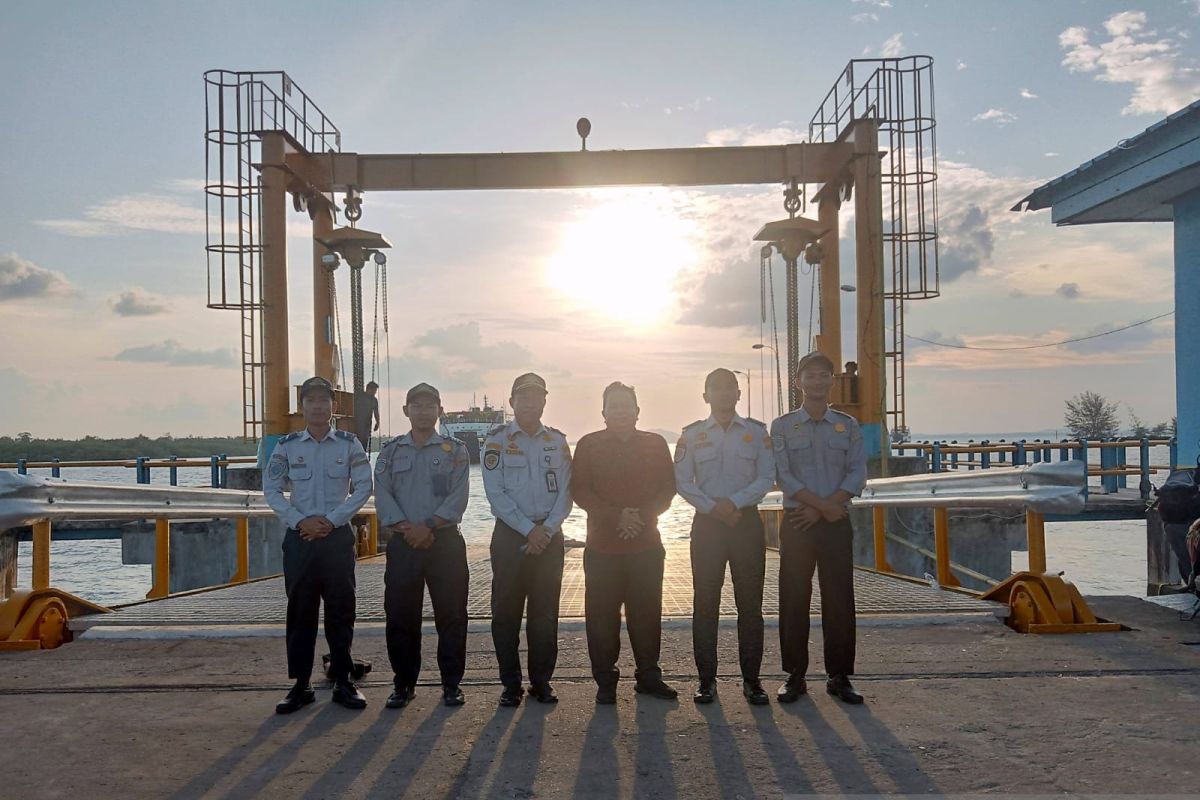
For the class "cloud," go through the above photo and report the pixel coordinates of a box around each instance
[973,108,1017,124]
[1060,317,1172,355]
[1060,10,1200,115]
[113,339,236,368]
[37,193,207,238]
[663,96,713,115]
[1056,282,1082,299]
[881,33,904,58]
[0,253,74,301]
[1044,152,1060,157]
[956,60,967,71]
[1019,88,1039,99]
[851,12,878,23]
[906,330,966,352]
[939,204,995,281]
[702,125,805,147]
[412,322,532,368]
[110,287,169,316]
[675,258,764,329]
[852,0,891,7]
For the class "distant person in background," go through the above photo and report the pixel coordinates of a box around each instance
[263,376,374,714]
[354,381,381,452]
[374,382,471,709]
[674,368,776,705]
[571,382,678,705]
[481,372,573,707]
[771,351,868,705]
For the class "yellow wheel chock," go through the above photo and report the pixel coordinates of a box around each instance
[0,589,110,651]
[981,572,1123,634]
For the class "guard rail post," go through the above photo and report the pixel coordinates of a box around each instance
[169,456,178,487]
[980,441,991,470]
[219,454,229,489]
[209,456,220,488]
[1139,438,1152,500]
[930,442,942,473]
[148,518,170,599]
[231,517,249,583]
[135,456,149,485]
[16,459,26,476]
[1026,510,1047,574]
[933,508,959,587]
[51,458,60,479]
[32,519,51,589]
[368,513,380,556]
[1014,441,1026,466]
[872,506,890,572]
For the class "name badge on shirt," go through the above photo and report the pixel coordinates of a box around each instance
[546,471,559,493]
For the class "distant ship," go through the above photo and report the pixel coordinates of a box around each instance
[440,395,509,463]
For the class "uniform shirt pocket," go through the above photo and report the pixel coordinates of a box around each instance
[391,454,414,473]
[326,462,350,479]
[540,449,563,470]
[502,453,528,484]
[694,445,719,480]
[289,464,312,481]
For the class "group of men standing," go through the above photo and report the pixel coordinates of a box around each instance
[262,351,867,715]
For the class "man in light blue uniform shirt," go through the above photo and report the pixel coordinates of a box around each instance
[374,382,472,709]
[481,372,573,707]
[675,367,777,705]
[263,376,374,713]
[770,352,868,705]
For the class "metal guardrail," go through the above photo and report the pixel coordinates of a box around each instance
[850,461,1087,590]
[0,474,378,601]
[2,455,257,487]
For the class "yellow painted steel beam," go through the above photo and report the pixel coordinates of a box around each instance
[815,194,843,372]
[312,202,338,383]
[32,520,50,590]
[260,133,293,437]
[852,121,887,445]
[933,508,960,588]
[301,143,855,192]
[872,507,891,572]
[1026,510,1047,574]
[232,518,250,584]
[149,518,170,599]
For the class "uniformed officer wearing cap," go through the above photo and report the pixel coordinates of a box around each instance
[481,372,573,707]
[770,351,868,705]
[374,382,472,709]
[674,368,777,705]
[263,376,374,713]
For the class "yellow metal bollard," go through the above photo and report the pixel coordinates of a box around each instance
[231,517,250,583]
[933,508,960,588]
[1026,510,1047,573]
[32,520,51,590]
[368,514,379,557]
[872,507,892,572]
[148,518,170,599]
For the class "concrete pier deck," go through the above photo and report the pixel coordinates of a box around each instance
[3,546,1199,798]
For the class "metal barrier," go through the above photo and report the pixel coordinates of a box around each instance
[2,456,257,488]
[894,437,1175,500]
[851,461,1119,633]
[0,473,378,601]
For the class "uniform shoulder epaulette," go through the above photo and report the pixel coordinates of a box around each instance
[828,407,855,421]
[333,429,357,442]
[545,425,567,439]
[682,419,705,432]
[486,423,508,438]
[446,434,468,449]
[380,434,404,449]
[745,416,766,428]
[278,431,301,444]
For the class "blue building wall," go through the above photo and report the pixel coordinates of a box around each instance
[1174,189,1200,467]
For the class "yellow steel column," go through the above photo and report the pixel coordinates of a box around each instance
[368,513,379,557]
[149,518,170,599]
[261,133,292,437]
[32,519,51,590]
[852,120,889,468]
[232,517,250,583]
[312,200,338,383]
[872,506,890,572]
[933,508,959,587]
[1026,510,1047,574]
[815,192,842,371]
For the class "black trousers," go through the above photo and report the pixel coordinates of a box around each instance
[778,516,856,679]
[384,527,469,690]
[282,525,357,684]
[584,546,665,688]
[690,511,765,681]
[490,520,564,688]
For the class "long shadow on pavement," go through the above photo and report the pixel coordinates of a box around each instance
[834,701,942,795]
[750,701,815,795]
[779,698,884,795]
[363,701,455,799]
[572,704,621,799]
[486,700,552,799]
[695,694,756,799]
[167,714,283,800]
[633,694,679,799]
[441,703,518,800]
[215,701,361,799]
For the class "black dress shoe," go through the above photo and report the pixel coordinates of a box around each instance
[826,675,864,705]
[275,684,315,714]
[443,686,465,707]
[332,681,367,709]
[777,676,808,704]
[634,679,679,700]
[528,683,558,704]
[385,685,415,709]
[693,679,717,704]
[499,685,523,707]
[595,685,617,705]
[742,679,770,705]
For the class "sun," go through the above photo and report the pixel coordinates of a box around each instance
[546,190,698,324]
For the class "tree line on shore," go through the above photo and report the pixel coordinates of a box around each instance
[1064,391,1175,440]
[0,433,257,462]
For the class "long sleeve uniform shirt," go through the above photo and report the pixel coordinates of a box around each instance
[373,431,470,528]
[263,428,374,530]
[570,428,676,554]
[480,420,573,536]
[770,406,868,508]
[674,414,777,515]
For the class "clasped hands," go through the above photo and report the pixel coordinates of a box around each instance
[297,515,335,541]
[787,497,848,532]
[386,520,435,550]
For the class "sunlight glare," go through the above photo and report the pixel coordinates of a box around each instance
[546,192,698,324]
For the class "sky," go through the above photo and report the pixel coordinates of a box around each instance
[2,0,1198,441]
